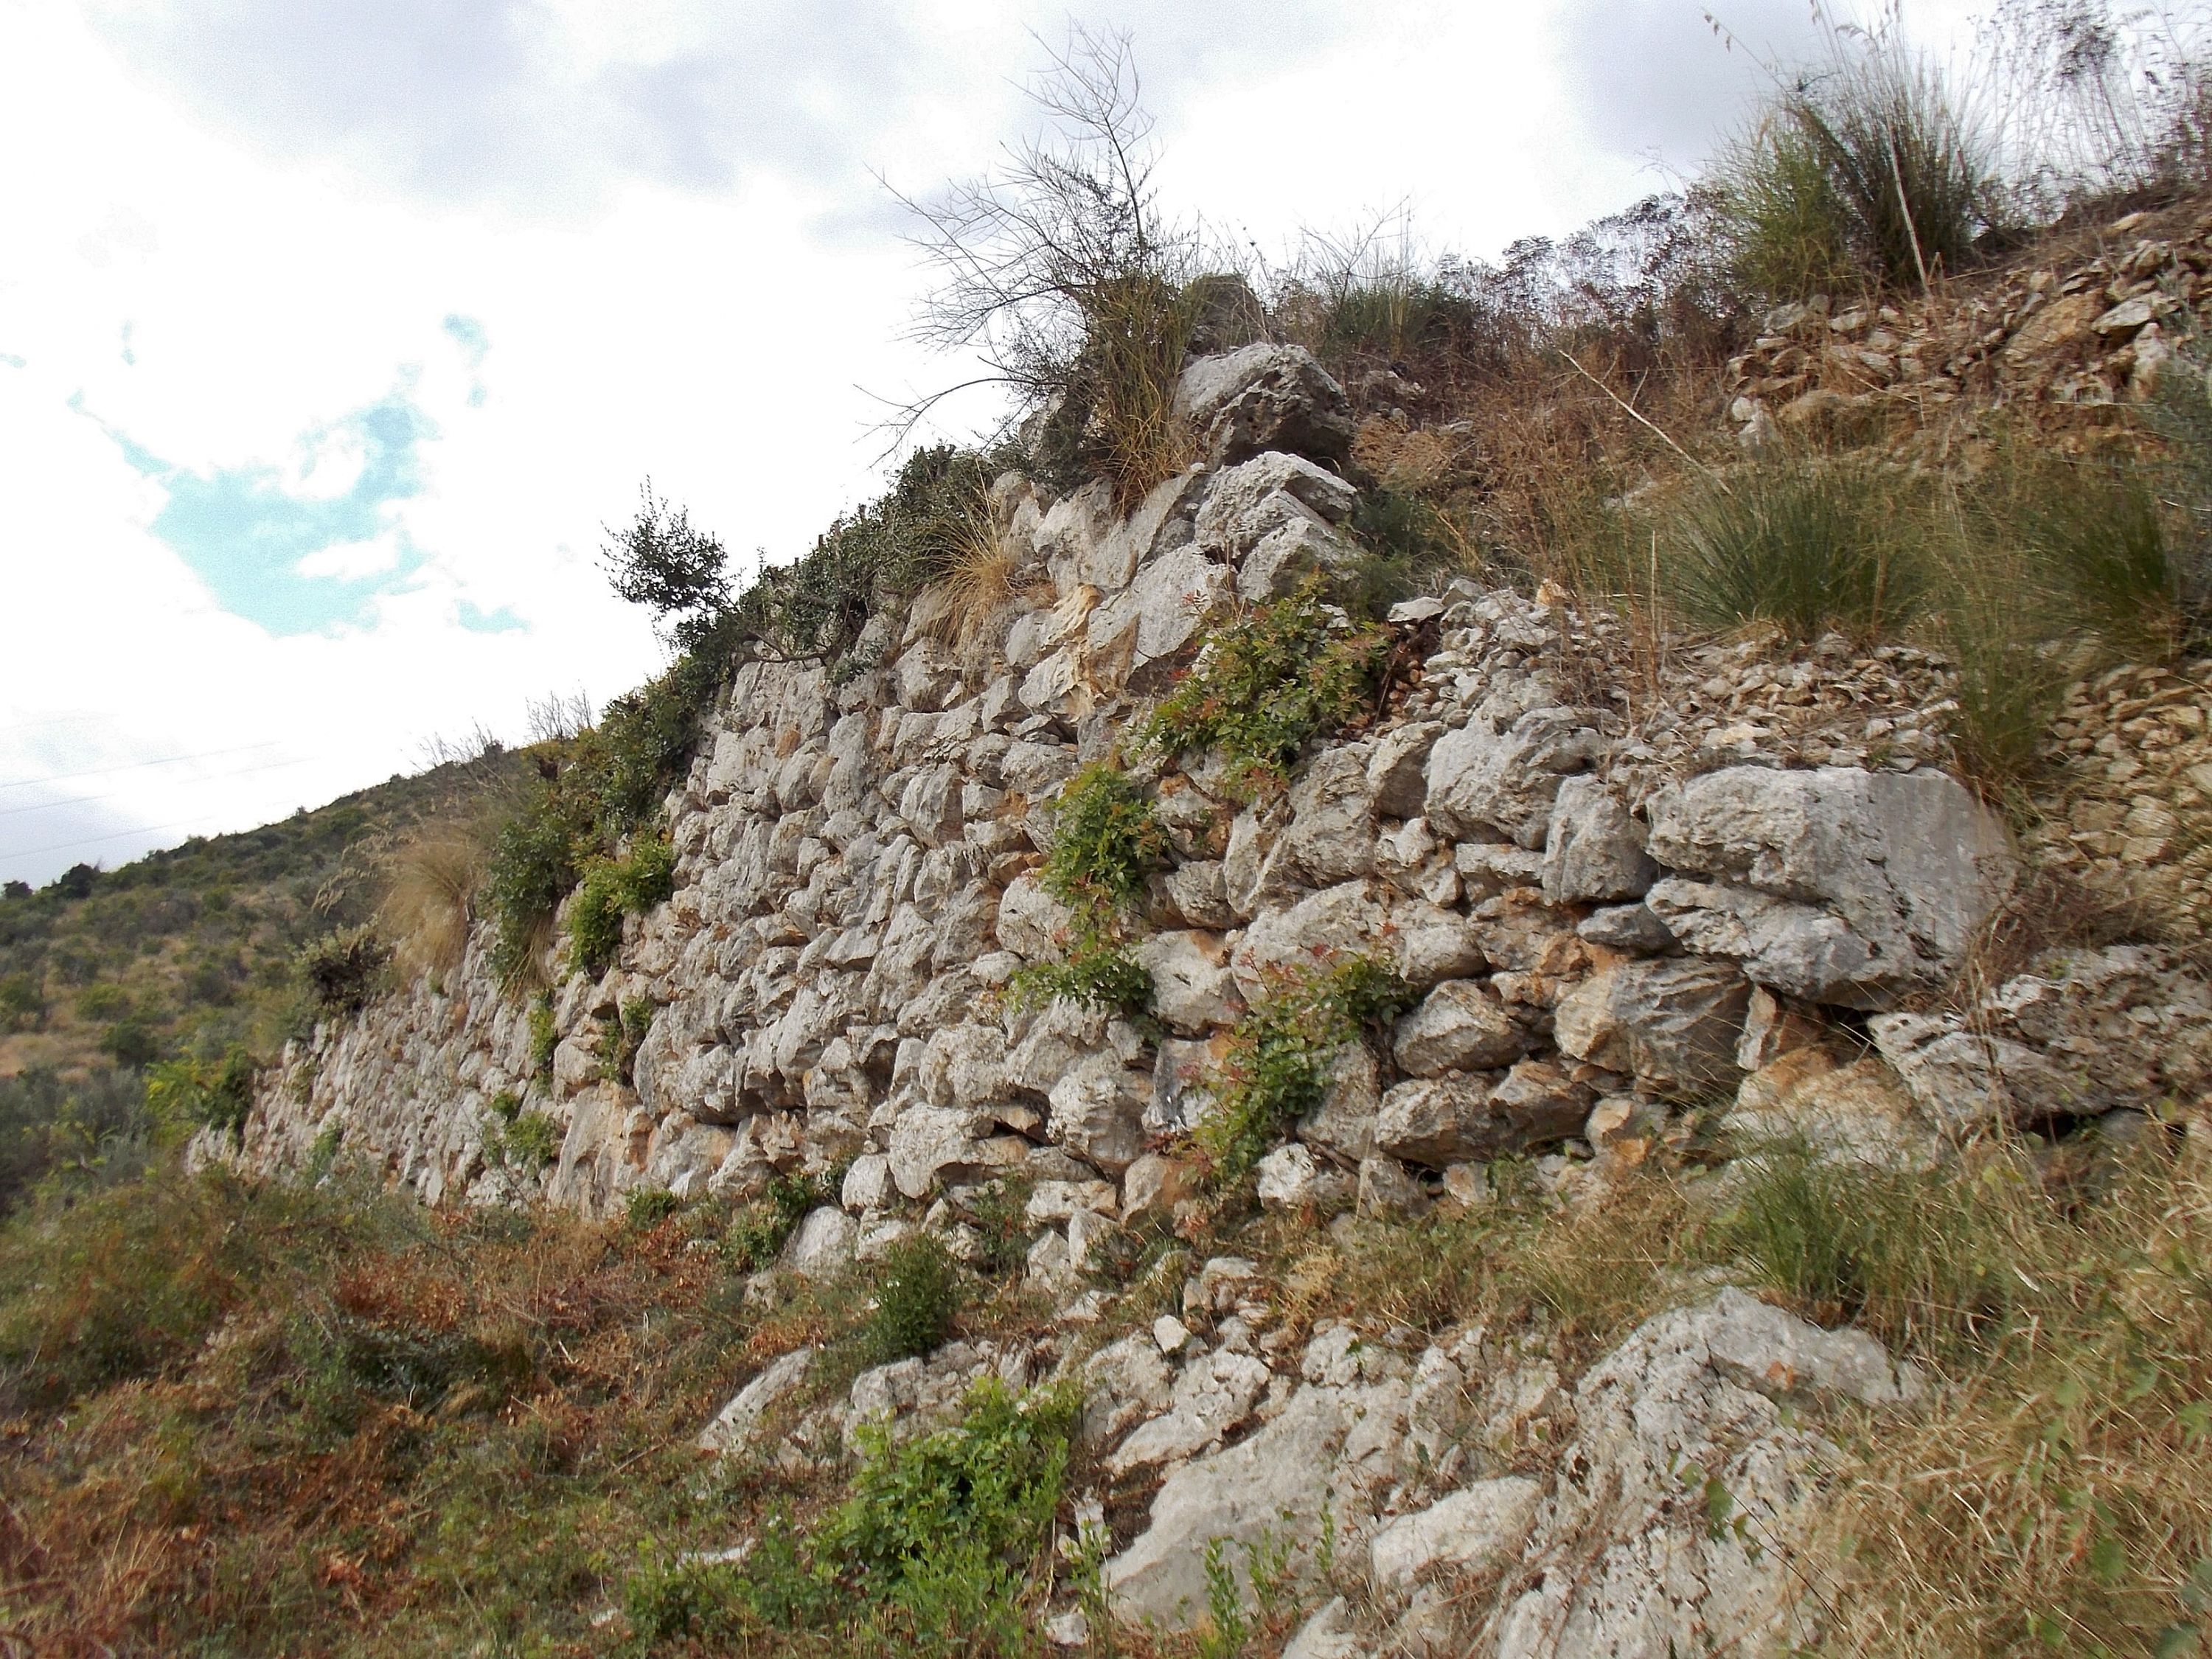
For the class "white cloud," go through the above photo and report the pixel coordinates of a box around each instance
[0,0,1980,886]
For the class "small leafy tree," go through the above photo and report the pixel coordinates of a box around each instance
[600,481,731,653]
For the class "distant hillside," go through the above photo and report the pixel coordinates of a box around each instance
[0,749,523,1205]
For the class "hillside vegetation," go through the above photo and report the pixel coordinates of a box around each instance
[6,8,2212,1657]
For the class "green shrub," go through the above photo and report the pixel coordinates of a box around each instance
[1194,953,1411,1184]
[1658,452,1920,641]
[1006,762,1166,1020]
[527,993,557,1077]
[624,1188,683,1231]
[1141,581,1393,798]
[1038,762,1168,914]
[145,1047,257,1138]
[487,1088,521,1124]
[75,982,131,1022]
[726,446,995,668]
[484,787,585,984]
[624,1378,1076,1647]
[297,924,392,1016]
[98,1016,161,1068]
[1006,933,1152,1018]
[488,1110,560,1172]
[601,998,653,1086]
[567,836,674,978]
[0,973,43,1032]
[726,1169,841,1272]
[863,1232,961,1364]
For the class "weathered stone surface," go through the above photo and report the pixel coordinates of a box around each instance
[1298,1044,1382,1160]
[1870,945,2212,1129]
[1236,515,1361,602]
[1541,777,1655,903]
[1173,345,1355,466]
[1370,1478,1543,1587]
[1426,708,1607,849]
[1193,451,1358,557]
[1139,930,1242,1036]
[1230,881,1389,998]
[1047,1055,1151,1174]
[784,1206,858,1276]
[996,874,1074,960]
[1109,1349,1273,1475]
[1733,1047,1935,1166]
[1480,1289,1919,1658]
[1256,1141,1352,1209]
[1282,747,1378,885]
[697,1346,815,1454]
[1554,959,1750,1096]
[1645,766,2014,1008]
[1392,980,1528,1077]
[1082,1332,1175,1444]
[1368,722,1443,819]
[887,1104,992,1199]
[1577,902,1678,955]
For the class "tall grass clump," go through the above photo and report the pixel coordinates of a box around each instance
[1658,451,1920,641]
[1726,1133,2212,1655]
[1715,27,1992,299]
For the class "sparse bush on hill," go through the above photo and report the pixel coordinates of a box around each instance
[297,924,393,1018]
[897,26,1202,506]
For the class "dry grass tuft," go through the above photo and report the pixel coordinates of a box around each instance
[1780,1135,2212,1656]
[373,815,495,979]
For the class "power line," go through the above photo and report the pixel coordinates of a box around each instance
[0,752,321,819]
[2,807,254,863]
[0,740,287,794]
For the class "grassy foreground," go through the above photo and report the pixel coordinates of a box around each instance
[0,1124,2208,1656]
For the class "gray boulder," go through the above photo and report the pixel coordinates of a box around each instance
[1426,708,1608,850]
[1392,980,1528,1077]
[1173,345,1355,466]
[1644,766,2014,1009]
[1541,778,1655,903]
[1553,959,1750,1096]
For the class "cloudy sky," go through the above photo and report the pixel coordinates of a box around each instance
[0,0,1976,887]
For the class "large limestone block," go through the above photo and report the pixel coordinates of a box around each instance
[1173,344,1355,466]
[1047,1054,1152,1174]
[1194,451,1358,557]
[888,1103,993,1199]
[1393,980,1529,1077]
[1644,765,2014,1009]
[1553,959,1750,1096]
[1085,544,1232,685]
[1541,777,1655,903]
[1425,708,1608,850]
[1138,930,1242,1035]
[1369,1478,1543,1587]
[1282,746,1378,885]
[1374,1068,1588,1166]
[1230,881,1390,998]
[1870,945,2212,1130]
[995,874,1074,960]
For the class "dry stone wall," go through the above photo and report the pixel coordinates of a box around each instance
[242,343,2206,1225]
[229,344,2212,1655]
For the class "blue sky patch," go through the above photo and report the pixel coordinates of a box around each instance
[456,599,524,633]
[109,391,438,636]
[442,313,490,406]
